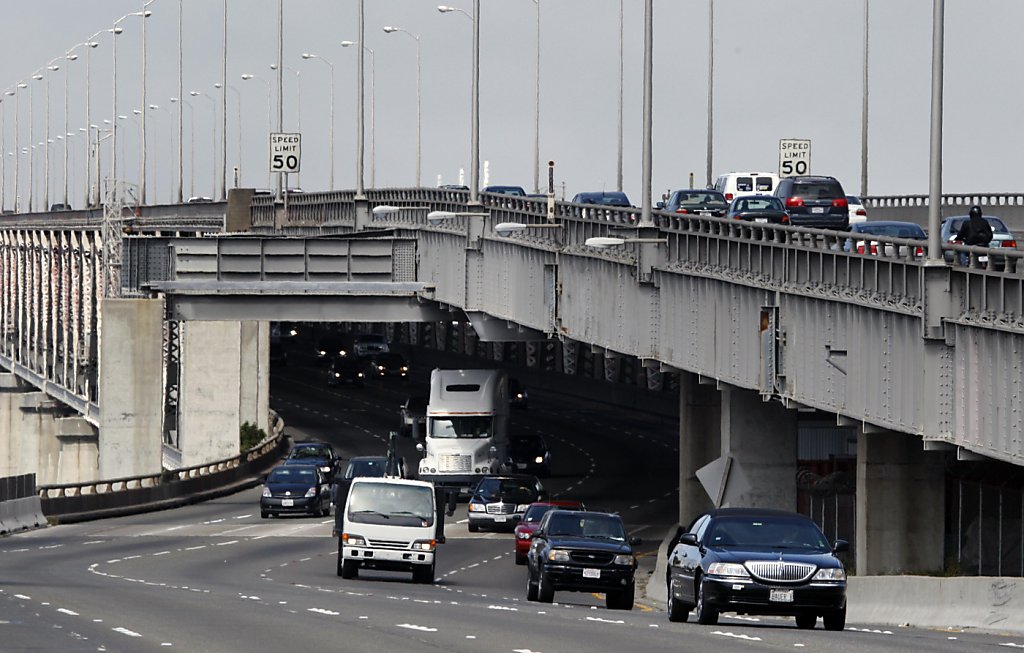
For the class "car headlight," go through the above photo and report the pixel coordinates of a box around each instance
[515,504,531,513]
[813,567,847,581]
[378,365,385,372]
[318,350,326,356]
[320,466,331,473]
[334,372,340,378]
[516,530,532,540]
[261,487,271,497]
[613,554,636,566]
[400,366,408,372]
[534,456,544,464]
[343,533,366,546]
[357,372,364,378]
[468,503,486,512]
[707,562,750,577]
[548,549,570,562]
[304,486,317,498]
[412,540,436,551]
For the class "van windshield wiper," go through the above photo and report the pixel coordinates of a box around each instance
[351,510,390,519]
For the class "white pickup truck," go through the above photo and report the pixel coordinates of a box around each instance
[334,477,456,583]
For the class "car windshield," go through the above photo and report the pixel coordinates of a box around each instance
[346,483,434,526]
[546,513,626,541]
[511,435,543,451]
[476,478,537,502]
[854,224,925,238]
[704,516,830,551]
[290,446,329,460]
[946,216,1011,235]
[268,467,316,484]
[673,192,727,208]
[430,416,493,439]
[523,504,556,523]
[344,459,387,479]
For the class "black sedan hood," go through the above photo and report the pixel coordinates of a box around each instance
[547,536,632,555]
[712,547,842,568]
[266,482,315,495]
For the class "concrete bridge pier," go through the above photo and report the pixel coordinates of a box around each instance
[0,373,96,484]
[856,428,945,575]
[178,320,269,467]
[678,380,798,523]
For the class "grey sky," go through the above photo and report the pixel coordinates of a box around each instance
[0,1,1020,208]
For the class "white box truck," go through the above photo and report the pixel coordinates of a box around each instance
[334,476,455,583]
[416,369,510,496]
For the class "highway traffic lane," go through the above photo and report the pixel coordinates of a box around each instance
[7,527,1017,653]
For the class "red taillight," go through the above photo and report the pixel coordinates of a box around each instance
[675,208,689,214]
[785,197,804,208]
[725,193,734,201]
[856,243,878,255]
[832,197,848,208]
[782,215,789,223]
[1003,240,1017,248]
[855,208,867,216]
[915,247,924,256]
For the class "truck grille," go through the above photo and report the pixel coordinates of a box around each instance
[438,454,471,473]
[366,538,411,550]
[569,550,615,565]
[486,503,516,515]
[745,561,815,583]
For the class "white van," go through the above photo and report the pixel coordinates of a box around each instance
[713,172,780,202]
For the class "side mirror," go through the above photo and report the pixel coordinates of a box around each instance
[415,442,424,453]
[436,535,446,545]
[833,539,849,553]
[679,532,698,547]
[629,536,642,546]
[655,201,665,210]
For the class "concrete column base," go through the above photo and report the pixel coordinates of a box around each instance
[856,428,945,575]
[678,372,719,525]
[55,417,99,484]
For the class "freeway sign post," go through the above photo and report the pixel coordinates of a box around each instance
[269,133,301,174]
[778,138,811,178]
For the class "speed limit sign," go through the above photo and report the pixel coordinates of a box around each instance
[778,138,810,178]
[269,133,301,174]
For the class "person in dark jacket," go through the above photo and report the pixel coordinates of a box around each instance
[956,206,993,246]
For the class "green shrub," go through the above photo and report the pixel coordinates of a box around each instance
[240,421,267,452]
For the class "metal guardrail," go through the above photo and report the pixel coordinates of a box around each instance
[37,412,287,520]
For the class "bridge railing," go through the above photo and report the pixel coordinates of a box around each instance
[37,412,287,522]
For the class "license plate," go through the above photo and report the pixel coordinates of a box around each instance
[582,568,601,579]
[494,515,507,522]
[755,217,768,223]
[281,499,294,507]
[516,463,527,469]
[770,589,794,602]
[811,207,825,214]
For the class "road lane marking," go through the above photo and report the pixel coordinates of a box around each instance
[112,627,142,637]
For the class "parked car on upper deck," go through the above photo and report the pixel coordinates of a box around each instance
[843,221,926,257]
[846,195,868,224]
[658,189,728,217]
[571,191,634,221]
[725,196,789,224]
[666,507,848,629]
[773,176,849,230]
[483,185,527,196]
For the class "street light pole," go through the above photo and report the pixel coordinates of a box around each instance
[214,84,241,188]
[170,97,194,198]
[141,0,154,204]
[706,0,714,188]
[271,63,302,190]
[342,38,374,194]
[111,10,151,197]
[532,0,540,195]
[44,61,60,211]
[11,83,25,212]
[639,0,653,226]
[300,53,335,190]
[176,0,183,203]
[190,90,217,198]
[241,74,272,188]
[220,0,227,199]
[382,26,421,187]
[30,72,42,212]
[860,0,870,197]
[437,4,477,201]
[617,0,623,192]
[275,0,283,202]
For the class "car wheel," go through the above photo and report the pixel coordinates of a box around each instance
[341,559,359,579]
[823,605,847,632]
[607,582,634,610]
[321,503,331,517]
[412,562,435,584]
[526,566,539,602]
[796,613,817,630]
[667,578,690,622]
[694,577,719,625]
[260,511,268,519]
[515,553,527,566]
[537,568,554,604]
[468,522,480,533]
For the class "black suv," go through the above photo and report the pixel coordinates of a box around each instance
[773,176,849,230]
[526,510,640,610]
